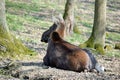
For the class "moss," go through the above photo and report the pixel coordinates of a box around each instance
[79,36,105,55]
[79,36,94,48]
[79,43,87,48]
[85,36,94,48]
[0,32,35,59]
[94,43,105,55]
[104,45,113,51]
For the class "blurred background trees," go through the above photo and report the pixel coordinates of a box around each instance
[63,0,75,36]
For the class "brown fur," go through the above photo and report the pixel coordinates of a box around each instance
[43,15,104,73]
[55,22,65,38]
[43,32,93,72]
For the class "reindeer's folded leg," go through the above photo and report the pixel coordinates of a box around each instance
[43,55,50,66]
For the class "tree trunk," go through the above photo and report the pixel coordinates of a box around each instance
[0,0,9,35]
[0,0,33,58]
[63,0,74,36]
[80,0,107,54]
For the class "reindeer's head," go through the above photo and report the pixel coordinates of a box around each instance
[41,14,65,43]
[41,23,57,43]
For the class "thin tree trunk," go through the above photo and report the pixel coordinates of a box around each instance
[63,0,74,36]
[0,0,9,35]
[80,0,107,54]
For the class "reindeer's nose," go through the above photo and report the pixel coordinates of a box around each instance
[41,39,48,43]
[41,39,43,42]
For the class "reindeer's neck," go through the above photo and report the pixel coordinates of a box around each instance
[56,23,65,38]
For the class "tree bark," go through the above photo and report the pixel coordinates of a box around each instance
[0,0,33,58]
[80,0,107,54]
[63,0,74,36]
[0,0,9,35]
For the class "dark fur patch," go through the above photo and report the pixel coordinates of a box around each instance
[82,49,97,69]
[51,32,62,42]
[43,32,98,72]
[41,23,57,43]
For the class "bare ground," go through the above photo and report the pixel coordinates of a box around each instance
[0,53,120,80]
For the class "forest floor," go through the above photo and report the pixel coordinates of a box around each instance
[0,0,120,80]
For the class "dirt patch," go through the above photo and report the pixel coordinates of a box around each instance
[0,55,120,80]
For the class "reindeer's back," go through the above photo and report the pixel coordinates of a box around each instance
[44,32,92,72]
[49,41,91,72]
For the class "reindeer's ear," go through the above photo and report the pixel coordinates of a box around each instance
[58,14,64,20]
[52,14,64,25]
[57,14,64,23]
[52,16,59,25]
[51,32,61,42]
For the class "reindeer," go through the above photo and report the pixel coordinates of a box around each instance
[41,23,57,43]
[43,15,104,73]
